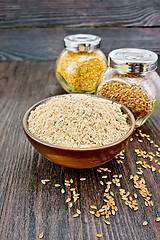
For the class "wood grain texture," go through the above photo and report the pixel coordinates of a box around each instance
[0,27,160,61]
[0,60,160,240]
[0,0,160,28]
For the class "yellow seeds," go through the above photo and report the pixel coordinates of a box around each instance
[113,175,118,178]
[70,178,73,183]
[66,198,71,203]
[68,202,73,208]
[65,180,70,183]
[104,220,110,225]
[134,193,137,198]
[97,169,102,173]
[55,184,61,187]
[143,221,148,226]
[151,166,156,172]
[77,209,81,215]
[44,179,50,182]
[73,197,79,202]
[89,210,95,215]
[106,181,112,185]
[95,213,100,218]
[56,50,107,92]
[70,188,76,191]
[100,167,108,171]
[156,217,160,222]
[73,214,79,218]
[100,181,104,185]
[134,206,138,211]
[90,205,97,210]
[80,178,86,181]
[61,188,65,194]
[102,175,108,179]
[112,210,115,215]
[96,233,103,238]
[138,140,143,142]
[41,180,46,185]
[39,232,44,239]
[41,179,50,184]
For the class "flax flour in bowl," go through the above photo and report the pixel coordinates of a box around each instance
[23,94,135,168]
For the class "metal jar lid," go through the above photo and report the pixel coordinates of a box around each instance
[108,48,158,73]
[64,34,101,52]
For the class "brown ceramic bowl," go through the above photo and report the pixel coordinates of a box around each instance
[22,94,135,169]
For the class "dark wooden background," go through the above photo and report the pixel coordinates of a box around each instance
[0,1,160,240]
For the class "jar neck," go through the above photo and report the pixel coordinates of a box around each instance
[109,66,153,77]
[65,46,99,53]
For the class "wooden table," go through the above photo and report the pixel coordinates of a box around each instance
[0,1,160,239]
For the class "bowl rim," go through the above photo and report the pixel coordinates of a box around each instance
[22,94,135,151]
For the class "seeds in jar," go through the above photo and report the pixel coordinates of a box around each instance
[56,50,107,92]
[97,80,155,120]
[28,95,130,148]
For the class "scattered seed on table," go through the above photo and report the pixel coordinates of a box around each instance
[91,205,97,209]
[39,232,44,239]
[104,220,110,225]
[68,202,73,208]
[156,217,160,222]
[65,180,70,183]
[96,234,103,238]
[73,213,79,218]
[143,221,148,226]
[134,193,137,198]
[77,209,81,214]
[100,167,109,171]
[100,181,104,185]
[70,179,73,183]
[102,175,108,179]
[55,184,61,187]
[41,180,46,185]
[45,179,50,182]
[80,178,86,181]
[66,198,71,203]
[61,189,65,194]
[95,212,101,218]
[90,210,95,215]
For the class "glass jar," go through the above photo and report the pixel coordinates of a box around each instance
[56,34,107,93]
[96,48,160,127]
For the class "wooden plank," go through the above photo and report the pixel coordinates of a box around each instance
[0,27,160,61]
[0,60,160,239]
[0,0,160,28]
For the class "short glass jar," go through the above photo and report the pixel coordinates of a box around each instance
[56,34,107,93]
[96,48,160,127]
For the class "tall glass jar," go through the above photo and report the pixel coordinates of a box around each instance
[96,48,160,127]
[56,34,107,93]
